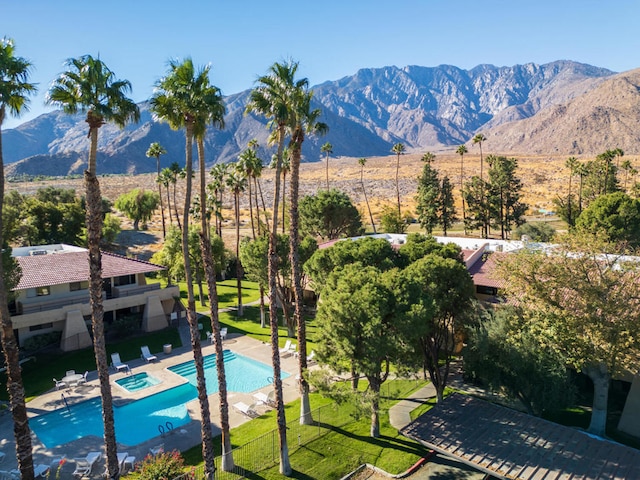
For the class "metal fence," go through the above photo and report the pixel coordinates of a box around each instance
[174,402,347,480]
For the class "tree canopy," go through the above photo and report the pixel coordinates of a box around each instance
[575,192,640,248]
[114,189,160,231]
[299,188,363,240]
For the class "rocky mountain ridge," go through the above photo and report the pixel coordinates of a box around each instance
[4,60,638,178]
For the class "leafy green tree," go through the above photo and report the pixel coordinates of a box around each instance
[305,236,399,290]
[397,233,463,266]
[321,142,333,190]
[439,176,457,236]
[462,176,490,238]
[147,142,167,237]
[48,54,139,479]
[564,157,580,227]
[114,189,159,231]
[464,308,575,416]
[581,150,620,207]
[300,189,363,240]
[0,36,36,480]
[486,155,527,239]
[496,232,640,436]
[415,152,441,234]
[314,264,421,437]
[101,213,121,246]
[512,222,556,242]
[575,192,640,248]
[391,142,406,215]
[380,205,411,234]
[358,158,376,233]
[404,253,476,402]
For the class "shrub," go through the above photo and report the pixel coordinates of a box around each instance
[22,331,62,352]
[130,450,189,480]
[112,314,140,338]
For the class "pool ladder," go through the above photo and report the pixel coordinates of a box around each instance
[158,421,174,437]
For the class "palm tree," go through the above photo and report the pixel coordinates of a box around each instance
[359,158,376,234]
[209,163,229,237]
[146,142,167,237]
[621,159,635,191]
[392,143,406,215]
[168,162,182,231]
[238,148,257,238]
[456,144,468,234]
[284,74,328,426]
[227,165,247,318]
[472,133,487,237]
[150,58,222,477]
[47,54,140,480]
[0,37,36,480]
[281,151,291,234]
[158,167,174,226]
[246,60,297,476]
[321,142,333,190]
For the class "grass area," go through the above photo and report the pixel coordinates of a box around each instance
[181,379,429,479]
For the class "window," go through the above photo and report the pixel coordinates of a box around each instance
[36,286,51,296]
[114,274,136,287]
[30,322,53,331]
[70,281,89,292]
[476,285,498,296]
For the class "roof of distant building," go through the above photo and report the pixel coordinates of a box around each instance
[14,246,165,290]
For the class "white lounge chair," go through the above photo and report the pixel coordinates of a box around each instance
[53,378,66,390]
[111,353,130,374]
[253,390,276,407]
[306,350,317,363]
[33,464,50,478]
[233,401,259,418]
[278,340,294,357]
[140,346,158,363]
[220,327,228,340]
[149,444,164,456]
[72,452,101,478]
[65,370,75,377]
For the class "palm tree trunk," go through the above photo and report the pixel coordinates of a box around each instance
[395,153,401,215]
[248,176,255,239]
[281,171,287,235]
[289,134,312,425]
[183,128,215,480]
[173,181,181,231]
[256,177,270,233]
[234,191,244,317]
[361,166,376,234]
[0,113,35,480]
[196,138,233,472]
[157,157,166,238]
[166,183,173,226]
[86,124,120,480]
[269,125,291,476]
[460,155,466,235]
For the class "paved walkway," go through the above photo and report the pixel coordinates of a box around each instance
[388,382,437,431]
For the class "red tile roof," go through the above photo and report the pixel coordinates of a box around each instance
[15,251,165,290]
[467,251,507,288]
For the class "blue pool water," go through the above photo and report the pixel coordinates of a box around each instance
[115,372,161,392]
[30,350,287,448]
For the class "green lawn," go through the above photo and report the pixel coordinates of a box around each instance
[181,379,430,479]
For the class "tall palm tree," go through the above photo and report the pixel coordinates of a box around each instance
[0,37,36,480]
[147,142,167,237]
[359,158,376,233]
[238,148,257,238]
[472,133,487,237]
[159,167,174,226]
[246,60,297,476]
[285,75,328,426]
[227,165,247,318]
[321,142,333,190]
[456,144,468,234]
[47,54,140,480]
[280,151,291,234]
[150,58,222,478]
[209,163,229,237]
[392,142,405,215]
[168,162,182,231]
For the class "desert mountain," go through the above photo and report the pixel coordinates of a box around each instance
[3,60,631,177]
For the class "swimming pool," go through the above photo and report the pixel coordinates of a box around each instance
[115,372,161,392]
[30,350,288,448]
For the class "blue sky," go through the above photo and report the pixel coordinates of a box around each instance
[2,0,638,129]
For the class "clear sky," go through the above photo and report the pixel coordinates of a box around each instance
[2,0,638,129]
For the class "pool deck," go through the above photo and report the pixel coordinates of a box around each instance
[0,333,306,477]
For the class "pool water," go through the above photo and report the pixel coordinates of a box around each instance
[169,350,289,394]
[115,372,161,392]
[31,350,288,448]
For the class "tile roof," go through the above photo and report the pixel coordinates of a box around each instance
[15,251,165,290]
[403,393,640,480]
[467,251,507,288]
